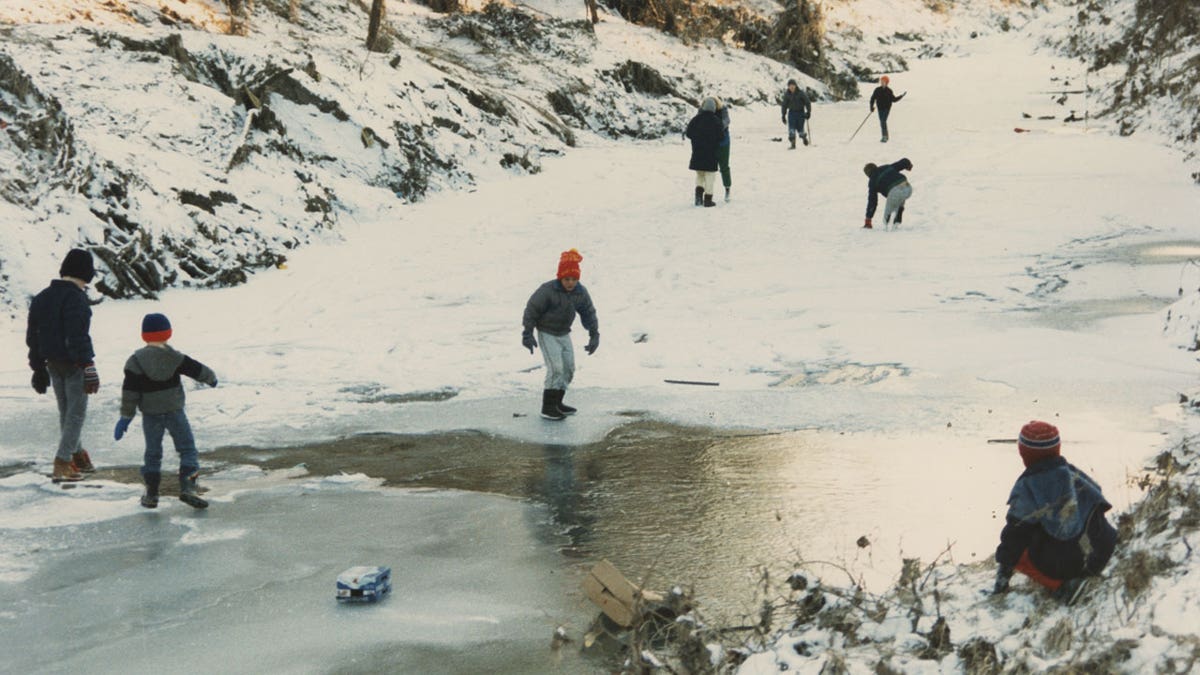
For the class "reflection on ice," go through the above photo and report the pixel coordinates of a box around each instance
[0,474,594,674]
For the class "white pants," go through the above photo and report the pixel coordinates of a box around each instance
[884,182,912,227]
[538,330,575,390]
[694,171,716,195]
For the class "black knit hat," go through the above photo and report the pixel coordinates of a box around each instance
[60,249,95,283]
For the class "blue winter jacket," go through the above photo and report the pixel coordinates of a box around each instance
[523,280,598,338]
[995,456,1117,580]
[26,279,95,369]
[865,158,913,218]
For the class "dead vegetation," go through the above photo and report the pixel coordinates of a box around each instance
[582,430,1200,672]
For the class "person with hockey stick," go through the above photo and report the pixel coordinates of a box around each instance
[869,75,905,143]
[521,249,599,421]
[781,79,811,149]
[862,158,913,230]
[991,421,1118,605]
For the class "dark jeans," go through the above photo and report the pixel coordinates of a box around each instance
[877,107,891,138]
[716,144,731,188]
[141,409,199,478]
[787,110,807,140]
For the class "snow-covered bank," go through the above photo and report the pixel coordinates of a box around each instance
[2,0,1199,672]
[727,424,1200,674]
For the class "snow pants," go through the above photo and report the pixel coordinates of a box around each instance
[538,330,575,391]
[1015,508,1118,590]
[140,409,200,479]
[694,170,716,196]
[884,182,912,225]
[47,361,87,462]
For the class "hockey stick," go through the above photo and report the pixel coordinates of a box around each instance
[664,379,720,386]
[847,110,872,143]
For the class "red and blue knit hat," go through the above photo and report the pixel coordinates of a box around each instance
[1018,420,1061,467]
[141,313,173,343]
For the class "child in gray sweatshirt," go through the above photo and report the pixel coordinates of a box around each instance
[114,313,217,509]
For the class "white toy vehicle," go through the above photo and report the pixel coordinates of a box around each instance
[336,566,392,603]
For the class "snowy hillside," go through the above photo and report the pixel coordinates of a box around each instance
[0,0,1040,311]
[1,0,1199,673]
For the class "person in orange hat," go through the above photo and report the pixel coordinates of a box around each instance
[521,249,600,421]
[868,75,905,143]
[992,421,1118,605]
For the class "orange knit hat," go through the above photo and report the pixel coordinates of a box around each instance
[557,249,583,280]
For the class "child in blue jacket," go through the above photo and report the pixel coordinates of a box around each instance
[993,421,1118,604]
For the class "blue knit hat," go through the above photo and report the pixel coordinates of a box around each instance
[141,313,172,343]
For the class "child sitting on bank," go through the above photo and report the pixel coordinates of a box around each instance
[113,313,218,509]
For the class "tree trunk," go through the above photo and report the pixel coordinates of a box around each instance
[367,0,386,51]
[584,0,599,24]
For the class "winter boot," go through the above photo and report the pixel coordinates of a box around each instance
[540,390,565,421]
[881,135,888,143]
[179,471,209,509]
[71,449,96,473]
[724,187,731,203]
[703,193,716,208]
[789,136,796,150]
[895,206,904,225]
[51,457,83,483]
[141,472,160,509]
[694,186,703,206]
[553,389,577,415]
[802,134,809,146]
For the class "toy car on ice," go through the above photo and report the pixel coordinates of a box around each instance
[336,566,392,603]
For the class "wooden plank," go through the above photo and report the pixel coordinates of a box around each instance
[582,574,635,627]
[589,559,637,606]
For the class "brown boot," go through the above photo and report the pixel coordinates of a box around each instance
[71,449,95,473]
[52,458,84,483]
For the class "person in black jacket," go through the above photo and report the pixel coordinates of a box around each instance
[780,79,811,149]
[868,75,905,143]
[685,97,724,208]
[522,249,599,420]
[992,421,1118,605]
[862,158,913,230]
[26,249,101,482]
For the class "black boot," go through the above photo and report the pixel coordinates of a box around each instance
[694,186,703,206]
[554,389,576,415]
[179,470,209,509]
[540,390,565,421]
[895,205,904,225]
[703,193,715,207]
[141,472,160,509]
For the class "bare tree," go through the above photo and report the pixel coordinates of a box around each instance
[367,0,386,51]
[226,0,253,35]
[584,0,599,24]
